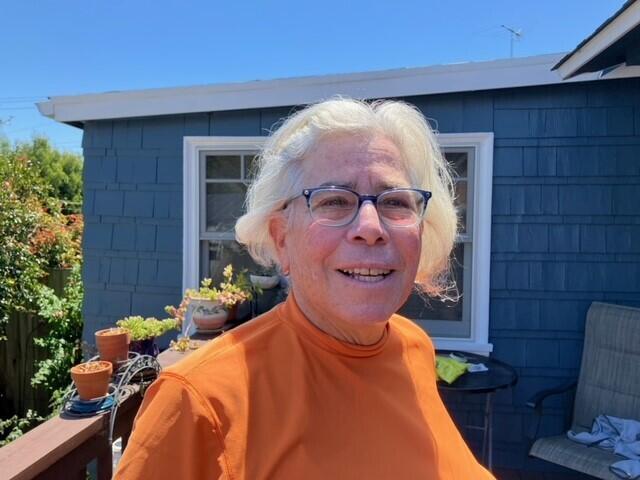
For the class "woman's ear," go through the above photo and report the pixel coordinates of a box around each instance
[269,213,290,274]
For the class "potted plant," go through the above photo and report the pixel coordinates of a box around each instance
[70,360,113,401]
[116,316,179,357]
[249,265,280,290]
[95,327,130,368]
[185,264,253,331]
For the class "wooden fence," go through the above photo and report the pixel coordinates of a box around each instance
[0,269,72,416]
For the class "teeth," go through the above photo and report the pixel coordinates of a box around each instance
[340,268,391,276]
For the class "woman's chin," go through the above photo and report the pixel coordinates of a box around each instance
[330,303,399,329]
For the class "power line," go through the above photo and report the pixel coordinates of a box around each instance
[0,106,36,111]
[0,99,45,104]
[0,95,46,101]
[4,123,54,134]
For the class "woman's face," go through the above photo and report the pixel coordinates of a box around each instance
[271,133,422,332]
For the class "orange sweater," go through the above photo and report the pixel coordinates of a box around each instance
[114,294,494,479]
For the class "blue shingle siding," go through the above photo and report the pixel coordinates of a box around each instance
[94,190,124,216]
[483,78,640,471]
[210,109,262,136]
[123,191,154,217]
[157,154,182,184]
[260,107,295,134]
[111,223,136,251]
[117,154,157,184]
[81,83,639,471]
[184,113,209,136]
[113,119,143,148]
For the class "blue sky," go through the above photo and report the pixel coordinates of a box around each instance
[0,0,625,154]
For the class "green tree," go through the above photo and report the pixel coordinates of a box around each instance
[0,142,48,331]
[14,137,83,212]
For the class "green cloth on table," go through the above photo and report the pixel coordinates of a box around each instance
[436,355,469,384]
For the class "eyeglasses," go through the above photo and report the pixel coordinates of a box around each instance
[284,186,432,227]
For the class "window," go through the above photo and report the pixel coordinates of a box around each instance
[200,151,259,281]
[398,149,472,337]
[398,133,494,353]
[184,132,493,352]
[183,137,265,299]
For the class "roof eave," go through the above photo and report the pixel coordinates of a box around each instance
[554,0,640,79]
[38,54,572,123]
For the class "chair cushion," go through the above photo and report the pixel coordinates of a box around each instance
[530,435,625,480]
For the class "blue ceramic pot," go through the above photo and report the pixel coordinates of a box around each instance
[129,338,159,357]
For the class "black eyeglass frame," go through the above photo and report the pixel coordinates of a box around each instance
[283,186,432,227]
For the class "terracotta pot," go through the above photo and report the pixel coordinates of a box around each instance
[70,361,113,401]
[95,328,130,368]
[191,299,228,330]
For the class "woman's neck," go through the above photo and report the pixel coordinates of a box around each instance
[293,293,387,346]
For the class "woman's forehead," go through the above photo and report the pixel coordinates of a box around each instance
[301,133,409,187]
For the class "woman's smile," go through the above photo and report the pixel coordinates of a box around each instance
[336,267,393,282]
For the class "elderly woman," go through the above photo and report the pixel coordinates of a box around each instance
[114,98,494,479]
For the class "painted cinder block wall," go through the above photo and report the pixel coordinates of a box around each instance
[81,77,640,470]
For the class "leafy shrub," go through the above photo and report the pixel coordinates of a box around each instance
[0,138,84,443]
[32,264,83,410]
[0,145,47,333]
[0,410,44,447]
[0,139,83,333]
[30,212,83,270]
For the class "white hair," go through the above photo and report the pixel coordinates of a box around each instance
[235,97,458,298]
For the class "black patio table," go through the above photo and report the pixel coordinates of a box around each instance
[436,350,518,472]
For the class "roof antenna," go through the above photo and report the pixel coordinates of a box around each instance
[501,25,523,58]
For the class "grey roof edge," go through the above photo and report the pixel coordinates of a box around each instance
[36,52,639,124]
[553,0,639,75]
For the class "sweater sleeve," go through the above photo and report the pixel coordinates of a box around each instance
[113,373,229,480]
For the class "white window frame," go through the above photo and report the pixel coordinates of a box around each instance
[183,137,266,292]
[435,133,494,354]
[183,132,494,353]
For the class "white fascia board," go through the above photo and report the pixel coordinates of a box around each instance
[556,0,640,79]
[38,53,590,124]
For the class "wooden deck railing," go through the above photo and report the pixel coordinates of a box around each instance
[0,348,188,480]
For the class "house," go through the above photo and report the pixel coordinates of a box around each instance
[37,0,640,472]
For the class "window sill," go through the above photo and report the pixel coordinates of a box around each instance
[433,338,493,356]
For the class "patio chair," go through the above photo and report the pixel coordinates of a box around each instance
[527,302,640,480]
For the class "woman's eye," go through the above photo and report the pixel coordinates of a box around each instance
[318,196,351,208]
[381,196,410,208]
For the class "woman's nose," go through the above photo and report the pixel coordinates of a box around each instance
[347,201,389,245]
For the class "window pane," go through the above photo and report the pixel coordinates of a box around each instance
[204,240,259,282]
[445,151,467,178]
[455,180,468,234]
[398,242,465,322]
[245,154,258,180]
[202,240,287,318]
[205,183,247,232]
[206,155,242,179]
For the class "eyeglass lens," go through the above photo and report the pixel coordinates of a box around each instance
[308,189,425,227]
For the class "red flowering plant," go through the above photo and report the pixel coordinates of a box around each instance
[30,206,83,270]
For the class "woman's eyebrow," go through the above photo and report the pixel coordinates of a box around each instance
[378,182,404,190]
[316,181,407,191]
[318,181,355,189]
